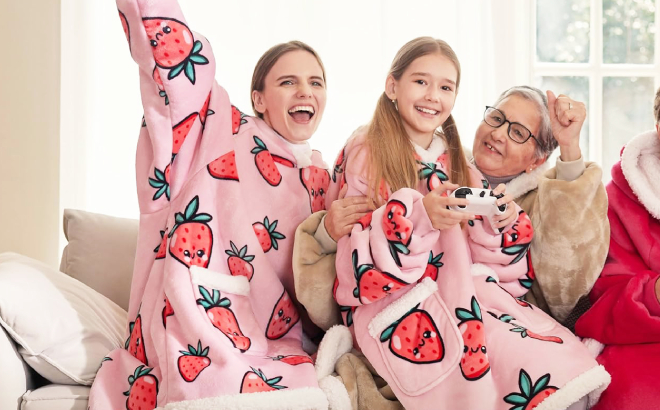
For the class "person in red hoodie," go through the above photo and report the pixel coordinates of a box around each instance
[575,86,660,410]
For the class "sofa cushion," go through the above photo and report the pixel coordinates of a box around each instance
[60,209,138,310]
[0,252,126,385]
[21,385,89,410]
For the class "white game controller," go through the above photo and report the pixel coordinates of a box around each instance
[448,187,507,219]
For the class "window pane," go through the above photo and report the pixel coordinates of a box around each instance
[603,0,656,64]
[602,77,656,174]
[536,76,590,160]
[536,0,590,63]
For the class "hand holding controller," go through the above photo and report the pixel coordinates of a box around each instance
[448,187,507,220]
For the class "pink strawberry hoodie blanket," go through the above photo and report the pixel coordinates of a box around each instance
[328,131,611,410]
[88,1,354,409]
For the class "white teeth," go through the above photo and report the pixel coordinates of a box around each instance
[288,105,315,114]
[416,106,438,115]
[486,143,499,153]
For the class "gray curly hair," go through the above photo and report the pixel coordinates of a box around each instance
[492,86,557,159]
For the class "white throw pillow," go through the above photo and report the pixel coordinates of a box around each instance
[0,252,127,385]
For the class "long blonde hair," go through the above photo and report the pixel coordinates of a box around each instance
[365,37,469,206]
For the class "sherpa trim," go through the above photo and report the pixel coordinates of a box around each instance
[581,337,605,359]
[471,263,498,280]
[413,135,446,163]
[535,365,611,410]
[314,325,353,380]
[158,387,329,410]
[190,266,250,296]
[367,278,438,339]
[319,375,352,410]
[620,130,660,220]
[503,161,551,199]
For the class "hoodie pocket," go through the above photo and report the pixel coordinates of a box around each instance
[358,278,462,396]
[190,266,268,356]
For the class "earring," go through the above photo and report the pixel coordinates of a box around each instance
[391,99,398,111]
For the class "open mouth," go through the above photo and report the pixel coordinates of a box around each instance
[415,106,439,115]
[288,105,315,123]
[484,142,502,155]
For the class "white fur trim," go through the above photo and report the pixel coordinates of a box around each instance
[413,135,446,163]
[503,160,550,199]
[314,325,353,380]
[620,130,660,219]
[367,278,438,339]
[471,263,498,281]
[319,375,352,410]
[189,266,250,296]
[158,387,329,410]
[581,338,605,359]
[535,365,611,410]
[281,139,313,168]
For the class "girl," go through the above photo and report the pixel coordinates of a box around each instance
[89,0,357,409]
[329,37,610,410]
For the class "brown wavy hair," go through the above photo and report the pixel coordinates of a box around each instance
[654,86,660,124]
[365,37,469,206]
[250,41,326,118]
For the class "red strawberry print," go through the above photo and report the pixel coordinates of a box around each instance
[168,196,213,268]
[418,251,444,282]
[502,211,534,264]
[503,369,558,410]
[383,199,413,267]
[118,10,130,47]
[123,365,158,410]
[125,313,147,364]
[208,151,239,181]
[154,228,168,259]
[378,179,390,202]
[162,296,174,327]
[352,250,407,304]
[300,166,330,212]
[510,325,563,344]
[270,355,313,366]
[197,286,251,352]
[225,241,255,281]
[418,161,448,192]
[251,136,282,186]
[332,148,346,183]
[380,306,445,364]
[266,290,300,339]
[172,112,198,158]
[231,105,247,134]
[142,17,209,84]
[252,216,285,252]
[357,211,373,230]
[437,153,449,169]
[272,155,295,168]
[177,340,211,382]
[456,297,490,380]
[518,253,535,290]
[240,367,287,393]
[200,92,215,127]
[148,164,171,201]
[152,66,169,105]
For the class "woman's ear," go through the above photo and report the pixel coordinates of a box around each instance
[385,75,397,101]
[252,90,265,114]
[525,155,548,173]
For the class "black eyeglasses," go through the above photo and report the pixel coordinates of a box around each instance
[483,106,539,145]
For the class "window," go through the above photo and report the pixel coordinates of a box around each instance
[533,0,659,176]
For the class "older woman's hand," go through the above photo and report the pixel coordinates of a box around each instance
[547,90,586,162]
[324,184,372,241]
[491,184,517,229]
[422,183,475,230]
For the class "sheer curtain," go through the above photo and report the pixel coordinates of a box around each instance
[61,0,514,221]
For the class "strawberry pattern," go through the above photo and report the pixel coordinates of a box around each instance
[124,365,158,410]
[148,164,171,201]
[503,369,558,410]
[379,306,445,364]
[197,286,251,352]
[177,341,211,382]
[168,196,213,268]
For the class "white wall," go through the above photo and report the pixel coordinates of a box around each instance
[0,2,61,267]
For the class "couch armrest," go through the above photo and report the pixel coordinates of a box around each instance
[0,327,42,410]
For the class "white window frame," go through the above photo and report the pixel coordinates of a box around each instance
[531,0,660,166]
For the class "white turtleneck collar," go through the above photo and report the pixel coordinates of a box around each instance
[277,136,313,168]
[412,134,446,163]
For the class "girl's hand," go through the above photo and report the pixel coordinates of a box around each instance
[423,183,475,230]
[324,184,372,241]
[490,184,517,229]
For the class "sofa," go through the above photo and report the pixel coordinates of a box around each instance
[0,209,139,410]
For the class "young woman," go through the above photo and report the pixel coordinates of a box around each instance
[326,37,610,410]
[89,1,360,409]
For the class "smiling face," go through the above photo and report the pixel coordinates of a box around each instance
[473,95,545,177]
[252,50,326,144]
[385,53,457,147]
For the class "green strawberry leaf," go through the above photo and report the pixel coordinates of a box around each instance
[380,324,395,342]
[153,185,168,200]
[353,287,359,298]
[243,255,255,262]
[267,376,282,385]
[502,244,526,256]
[189,54,209,64]
[510,251,527,265]
[192,214,212,223]
[471,297,482,320]
[533,374,551,396]
[185,197,200,220]
[519,369,533,397]
[168,62,185,80]
[192,40,203,54]
[519,278,533,289]
[393,242,410,255]
[486,276,497,283]
[455,307,475,321]
[148,178,165,188]
[154,168,165,180]
[184,60,196,84]
[218,298,231,308]
[503,393,528,406]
